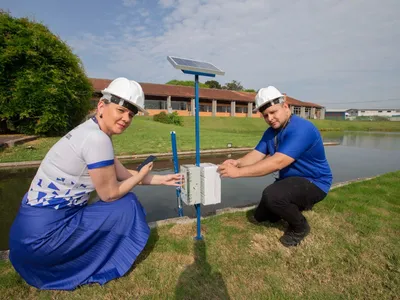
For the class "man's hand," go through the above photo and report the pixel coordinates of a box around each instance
[217,164,241,178]
[159,173,184,186]
[221,159,239,167]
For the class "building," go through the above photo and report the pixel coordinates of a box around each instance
[357,109,400,118]
[89,78,326,119]
[326,108,400,121]
[325,109,358,120]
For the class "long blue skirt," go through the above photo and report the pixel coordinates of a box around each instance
[9,192,150,290]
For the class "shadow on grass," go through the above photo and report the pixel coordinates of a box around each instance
[175,240,230,300]
[245,208,286,232]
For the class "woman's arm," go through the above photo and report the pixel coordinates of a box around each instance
[114,157,182,186]
[89,162,153,202]
[114,158,138,180]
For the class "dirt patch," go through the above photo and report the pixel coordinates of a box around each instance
[168,223,208,239]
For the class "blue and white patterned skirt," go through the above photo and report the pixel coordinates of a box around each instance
[9,192,150,290]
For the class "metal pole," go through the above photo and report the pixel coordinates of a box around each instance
[170,131,183,217]
[195,74,200,166]
[194,74,203,240]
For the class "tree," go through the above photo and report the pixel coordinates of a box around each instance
[204,80,222,89]
[0,11,93,136]
[166,80,208,88]
[225,80,243,91]
[244,89,256,93]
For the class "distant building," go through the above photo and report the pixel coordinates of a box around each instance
[326,108,400,121]
[89,78,326,119]
[325,109,358,120]
[357,109,400,118]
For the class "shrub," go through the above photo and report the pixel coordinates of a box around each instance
[153,111,183,126]
[0,11,93,136]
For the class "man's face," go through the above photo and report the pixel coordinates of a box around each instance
[260,103,290,129]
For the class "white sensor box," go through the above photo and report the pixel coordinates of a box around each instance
[180,164,201,205]
[200,163,221,205]
[180,163,221,206]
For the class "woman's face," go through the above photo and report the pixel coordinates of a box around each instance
[98,102,135,135]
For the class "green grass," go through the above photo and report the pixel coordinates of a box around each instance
[1,116,400,163]
[1,171,399,299]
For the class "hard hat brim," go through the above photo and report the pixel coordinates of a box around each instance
[253,97,284,113]
[132,103,149,115]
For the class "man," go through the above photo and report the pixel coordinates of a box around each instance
[217,86,332,247]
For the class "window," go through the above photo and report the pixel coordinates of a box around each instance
[378,111,383,113]
[217,106,231,113]
[144,100,167,109]
[361,110,365,112]
[387,111,392,113]
[305,107,311,119]
[293,106,301,116]
[171,101,187,111]
[236,106,248,113]
[199,105,212,112]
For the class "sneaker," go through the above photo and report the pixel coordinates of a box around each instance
[279,220,310,247]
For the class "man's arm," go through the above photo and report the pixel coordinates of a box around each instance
[218,152,294,178]
[238,152,294,177]
[237,150,266,167]
[223,150,265,167]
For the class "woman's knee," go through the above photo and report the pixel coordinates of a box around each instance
[108,193,139,217]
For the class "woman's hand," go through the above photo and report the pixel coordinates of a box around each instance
[159,173,184,187]
[138,162,153,178]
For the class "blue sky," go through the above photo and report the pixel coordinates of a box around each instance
[2,0,400,109]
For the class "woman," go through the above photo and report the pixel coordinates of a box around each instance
[9,77,182,290]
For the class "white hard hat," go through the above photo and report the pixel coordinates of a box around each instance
[101,77,147,115]
[253,86,284,113]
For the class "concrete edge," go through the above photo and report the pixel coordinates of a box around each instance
[0,250,9,261]
[0,174,380,261]
[0,142,340,169]
[0,136,38,149]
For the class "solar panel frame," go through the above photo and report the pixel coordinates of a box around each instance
[167,56,225,76]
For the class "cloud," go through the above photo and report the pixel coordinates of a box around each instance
[68,0,400,108]
[122,0,137,7]
[158,0,176,8]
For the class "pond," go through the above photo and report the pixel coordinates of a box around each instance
[1,131,400,250]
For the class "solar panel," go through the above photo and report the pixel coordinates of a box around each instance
[167,56,225,75]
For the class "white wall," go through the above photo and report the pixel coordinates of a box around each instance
[357,109,400,117]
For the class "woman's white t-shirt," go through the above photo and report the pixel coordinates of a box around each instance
[27,118,114,209]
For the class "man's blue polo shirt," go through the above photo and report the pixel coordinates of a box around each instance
[255,115,332,193]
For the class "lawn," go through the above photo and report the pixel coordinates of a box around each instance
[0,171,399,299]
[1,116,400,163]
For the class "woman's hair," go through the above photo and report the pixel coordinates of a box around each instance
[81,98,110,123]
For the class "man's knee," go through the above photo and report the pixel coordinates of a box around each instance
[262,186,287,211]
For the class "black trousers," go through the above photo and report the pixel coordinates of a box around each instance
[254,177,327,230]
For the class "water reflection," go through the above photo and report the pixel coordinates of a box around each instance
[322,131,400,151]
[1,131,400,250]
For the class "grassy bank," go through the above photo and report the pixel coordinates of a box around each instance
[1,117,400,163]
[1,171,399,299]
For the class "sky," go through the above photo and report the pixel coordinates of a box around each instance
[2,0,400,109]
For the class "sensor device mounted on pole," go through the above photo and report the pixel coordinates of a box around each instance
[167,56,225,240]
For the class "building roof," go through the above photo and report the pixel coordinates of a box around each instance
[326,109,351,112]
[89,78,323,108]
[357,108,400,111]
